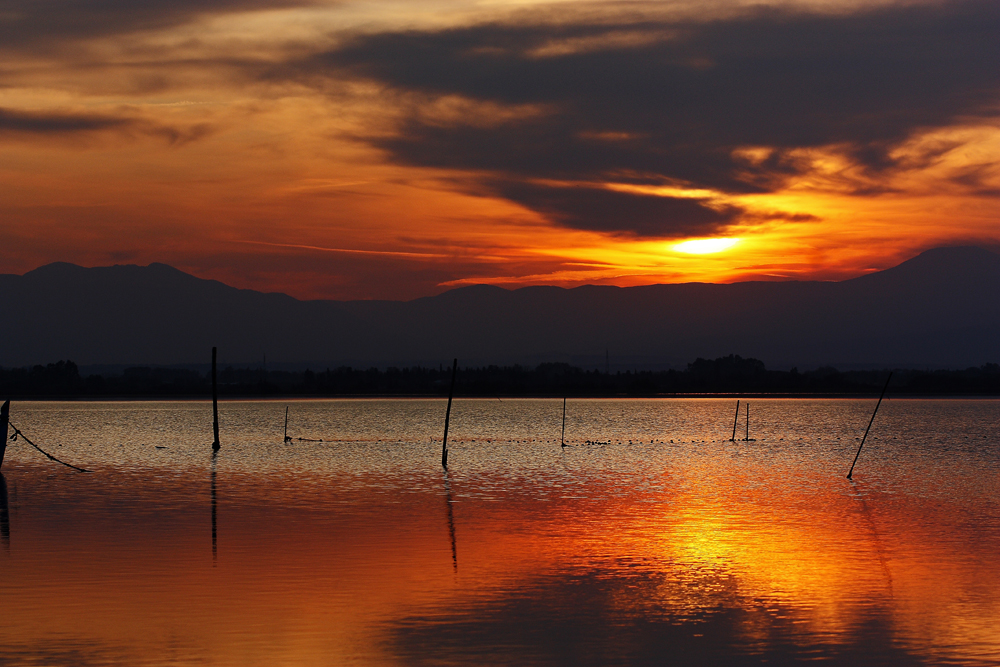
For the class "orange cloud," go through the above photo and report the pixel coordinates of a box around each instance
[0,0,997,299]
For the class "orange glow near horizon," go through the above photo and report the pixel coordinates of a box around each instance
[0,0,997,300]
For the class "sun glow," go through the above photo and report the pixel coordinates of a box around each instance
[672,238,741,254]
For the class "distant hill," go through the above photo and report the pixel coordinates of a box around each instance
[1,246,998,370]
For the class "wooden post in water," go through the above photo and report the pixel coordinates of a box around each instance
[0,400,9,470]
[283,406,290,443]
[441,359,457,468]
[847,373,893,480]
[561,397,567,447]
[212,347,220,452]
[730,400,740,442]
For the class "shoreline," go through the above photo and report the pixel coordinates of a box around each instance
[6,392,1000,401]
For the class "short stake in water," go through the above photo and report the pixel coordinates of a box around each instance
[731,400,740,442]
[441,359,458,468]
[847,372,893,480]
[561,397,567,447]
[212,347,221,452]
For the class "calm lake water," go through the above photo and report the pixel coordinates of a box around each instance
[1,398,998,666]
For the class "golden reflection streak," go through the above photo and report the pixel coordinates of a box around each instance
[3,460,998,665]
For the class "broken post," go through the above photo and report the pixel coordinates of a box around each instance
[0,400,9,470]
[847,373,893,480]
[442,358,457,468]
[730,400,740,442]
[212,347,220,452]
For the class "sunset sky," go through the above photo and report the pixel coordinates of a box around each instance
[1,0,998,300]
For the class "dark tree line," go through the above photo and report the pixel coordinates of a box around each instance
[2,355,999,398]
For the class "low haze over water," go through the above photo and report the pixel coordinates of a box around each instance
[1,399,998,666]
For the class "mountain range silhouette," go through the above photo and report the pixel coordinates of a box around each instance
[1,246,997,370]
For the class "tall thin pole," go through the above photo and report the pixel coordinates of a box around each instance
[561,397,567,447]
[730,400,740,442]
[847,373,893,480]
[212,347,220,452]
[442,359,457,468]
[283,406,290,443]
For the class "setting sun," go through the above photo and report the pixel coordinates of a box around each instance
[672,238,742,255]
[0,0,996,301]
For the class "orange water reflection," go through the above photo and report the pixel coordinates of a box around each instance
[0,440,998,666]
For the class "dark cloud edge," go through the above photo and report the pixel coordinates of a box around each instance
[0,0,331,51]
[0,107,215,146]
[275,0,1000,237]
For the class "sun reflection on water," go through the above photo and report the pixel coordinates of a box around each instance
[0,398,997,666]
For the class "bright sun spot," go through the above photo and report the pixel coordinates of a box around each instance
[672,238,741,254]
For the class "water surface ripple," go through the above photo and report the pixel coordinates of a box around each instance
[0,398,997,666]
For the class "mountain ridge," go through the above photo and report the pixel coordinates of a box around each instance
[1,246,998,369]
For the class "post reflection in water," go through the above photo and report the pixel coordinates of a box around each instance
[211,451,218,564]
[0,398,996,667]
[0,473,9,550]
[443,470,457,572]
[849,480,894,598]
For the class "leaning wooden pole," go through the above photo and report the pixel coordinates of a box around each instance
[730,400,740,442]
[212,347,221,452]
[441,359,458,468]
[847,373,893,480]
[561,397,567,447]
[0,400,9,471]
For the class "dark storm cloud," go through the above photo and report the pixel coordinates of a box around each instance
[492,181,742,237]
[0,0,322,50]
[0,107,213,145]
[0,106,128,133]
[286,0,1000,236]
